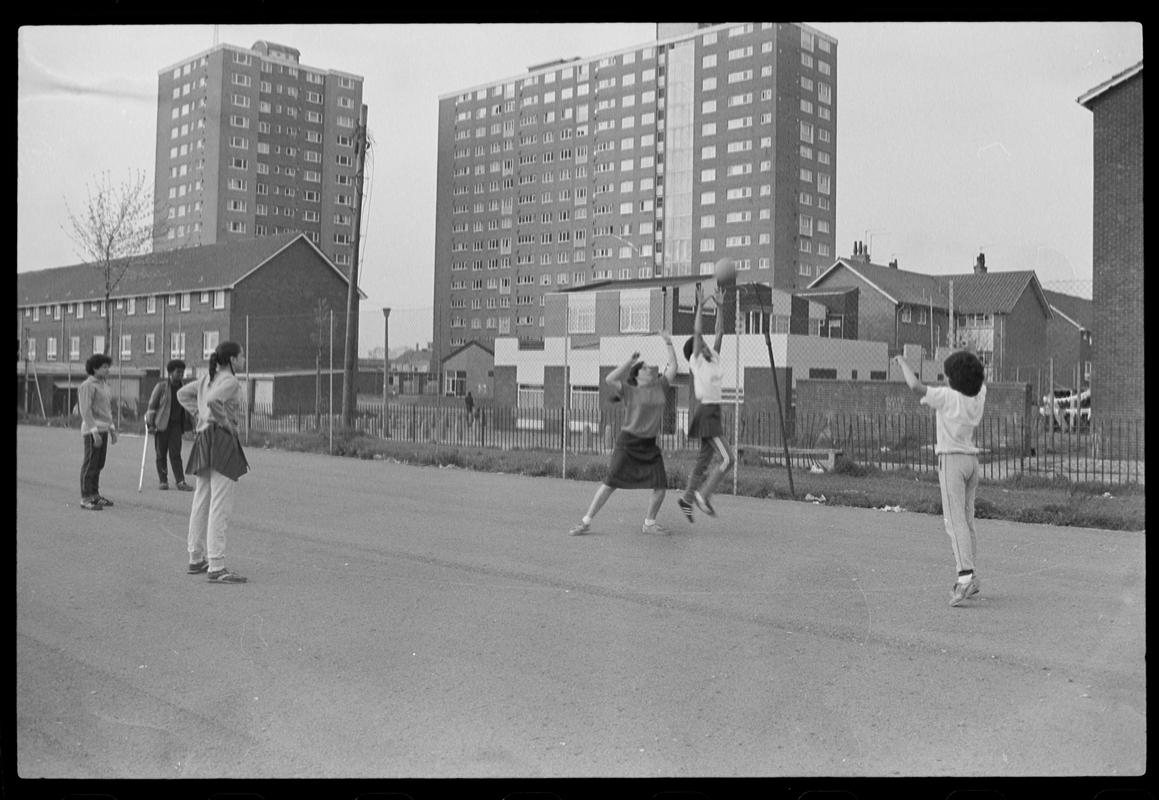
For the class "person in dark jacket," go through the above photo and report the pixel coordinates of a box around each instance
[177,342,250,583]
[145,359,194,490]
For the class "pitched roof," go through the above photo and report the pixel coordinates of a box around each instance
[1077,60,1143,107]
[16,233,364,306]
[812,259,1053,318]
[809,259,950,307]
[940,270,1051,318]
[1042,288,1093,330]
[444,339,495,361]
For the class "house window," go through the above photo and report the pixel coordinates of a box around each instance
[46,337,57,361]
[619,289,651,333]
[180,293,191,311]
[567,293,596,334]
[214,290,226,310]
[444,370,467,397]
[901,305,912,323]
[202,330,219,360]
[145,333,155,354]
[92,335,105,356]
[170,332,186,358]
[120,334,132,360]
[69,336,80,361]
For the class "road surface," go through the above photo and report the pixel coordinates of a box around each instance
[15,425,1146,779]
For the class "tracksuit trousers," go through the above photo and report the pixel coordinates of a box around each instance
[937,452,980,574]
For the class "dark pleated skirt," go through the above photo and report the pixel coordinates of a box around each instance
[185,424,249,481]
[687,402,725,440]
[605,431,667,490]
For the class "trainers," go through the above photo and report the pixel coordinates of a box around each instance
[677,496,695,523]
[641,521,671,535]
[159,482,169,491]
[80,499,103,511]
[950,576,980,606]
[207,568,247,584]
[176,482,194,492]
[95,496,114,508]
[568,521,590,536]
[694,491,715,517]
[186,560,209,574]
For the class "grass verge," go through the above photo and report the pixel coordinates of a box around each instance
[18,416,1142,532]
[239,427,1144,532]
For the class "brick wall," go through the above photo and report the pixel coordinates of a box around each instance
[1089,74,1144,420]
[232,238,351,373]
[795,379,1033,419]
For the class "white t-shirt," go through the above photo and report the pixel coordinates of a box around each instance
[921,383,987,454]
[689,350,724,404]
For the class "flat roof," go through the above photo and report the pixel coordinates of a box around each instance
[1077,60,1143,107]
[440,21,836,101]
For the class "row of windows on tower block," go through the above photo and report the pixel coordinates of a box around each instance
[24,331,222,363]
[450,23,831,108]
[450,70,830,139]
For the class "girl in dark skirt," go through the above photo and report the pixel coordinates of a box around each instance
[177,341,250,583]
[569,331,677,536]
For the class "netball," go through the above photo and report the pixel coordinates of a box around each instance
[713,257,737,287]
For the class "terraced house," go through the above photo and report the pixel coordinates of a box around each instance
[16,234,362,418]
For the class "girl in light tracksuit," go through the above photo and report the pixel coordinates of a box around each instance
[177,341,250,583]
[895,350,987,607]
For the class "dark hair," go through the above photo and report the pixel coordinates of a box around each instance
[943,350,985,397]
[682,336,695,360]
[626,361,644,387]
[208,341,242,382]
[165,359,186,374]
[85,353,112,375]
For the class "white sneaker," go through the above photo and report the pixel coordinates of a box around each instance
[641,521,671,535]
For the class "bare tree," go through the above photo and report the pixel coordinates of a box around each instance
[63,169,154,353]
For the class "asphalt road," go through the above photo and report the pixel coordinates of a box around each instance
[15,424,1146,779]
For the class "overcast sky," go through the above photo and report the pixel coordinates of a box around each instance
[17,22,1143,354]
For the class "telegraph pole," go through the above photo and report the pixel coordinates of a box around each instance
[341,104,369,429]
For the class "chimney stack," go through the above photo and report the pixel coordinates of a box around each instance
[851,241,871,263]
[889,258,899,269]
[974,252,987,275]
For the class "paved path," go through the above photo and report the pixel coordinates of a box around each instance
[16,425,1145,779]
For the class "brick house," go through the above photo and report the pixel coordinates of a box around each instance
[16,232,363,418]
[939,256,1053,384]
[806,248,952,354]
[1042,288,1093,393]
[808,248,1053,383]
[1078,61,1143,419]
[442,340,495,400]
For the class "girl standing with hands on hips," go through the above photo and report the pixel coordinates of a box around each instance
[178,341,250,583]
[569,331,677,536]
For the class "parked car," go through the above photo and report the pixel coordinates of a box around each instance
[1040,388,1091,431]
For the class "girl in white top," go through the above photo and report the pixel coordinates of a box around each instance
[895,351,987,607]
[177,341,250,583]
[677,284,734,522]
